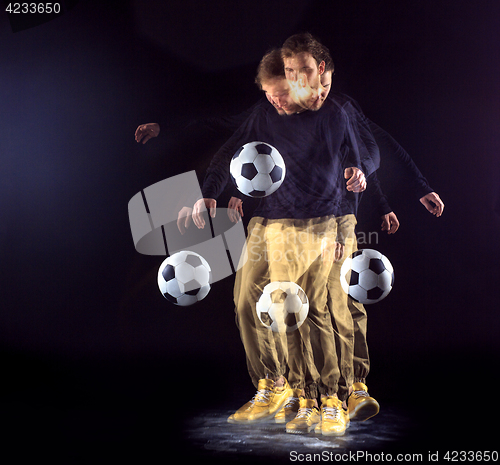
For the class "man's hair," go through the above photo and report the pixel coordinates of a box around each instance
[321,47,334,73]
[282,32,334,73]
[255,48,285,89]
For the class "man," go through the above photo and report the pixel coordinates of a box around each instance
[134,34,441,434]
[315,48,444,418]
[277,33,444,427]
[134,43,388,436]
[190,47,378,436]
[284,35,444,216]
[266,33,381,434]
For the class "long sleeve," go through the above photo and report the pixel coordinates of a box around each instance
[367,120,433,199]
[365,171,392,217]
[336,92,433,199]
[201,131,242,200]
[201,105,263,200]
[198,99,269,201]
[196,97,268,135]
[338,100,380,178]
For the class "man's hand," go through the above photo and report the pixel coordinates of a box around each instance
[345,167,367,192]
[177,206,193,235]
[419,192,444,217]
[381,212,400,234]
[192,198,216,229]
[334,242,345,262]
[228,197,244,223]
[135,123,160,144]
[320,238,344,262]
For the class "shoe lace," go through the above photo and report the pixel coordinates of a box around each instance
[353,389,369,398]
[251,388,272,404]
[323,406,341,421]
[295,407,314,419]
[284,396,299,408]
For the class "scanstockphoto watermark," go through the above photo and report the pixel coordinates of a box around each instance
[289,450,425,462]
[356,231,380,246]
[290,450,499,462]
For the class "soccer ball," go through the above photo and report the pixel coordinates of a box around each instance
[256,281,309,333]
[230,141,285,198]
[340,249,394,304]
[157,251,212,306]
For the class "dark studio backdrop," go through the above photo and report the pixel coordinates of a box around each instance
[1,0,499,461]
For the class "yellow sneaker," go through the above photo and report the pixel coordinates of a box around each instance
[347,382,380,422]
[314,396,349,436]
[227,378,293,424]
[285,398,320,434]
[275,389,302,423]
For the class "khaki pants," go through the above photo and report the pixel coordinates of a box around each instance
[233,215,338,398]
[326,214,370,401]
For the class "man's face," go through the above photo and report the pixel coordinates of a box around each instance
[320,70,333,101]
[261,78,303,115]
[284,52,325,111]
[264,91,286,115]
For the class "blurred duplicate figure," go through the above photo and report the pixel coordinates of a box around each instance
[134,51,387,437]
[277,33,444,430]
[133,33,444,437]
[277,34,381,434]
[207,54,395,433]
[190,48,379,436]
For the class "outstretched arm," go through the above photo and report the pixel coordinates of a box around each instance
[365,114,445,216]
[336,92,445,217]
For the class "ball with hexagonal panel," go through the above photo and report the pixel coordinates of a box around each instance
[230,141,286,198]
[157,251,212,306]
[256,281,309,333]
[340,249,394,304]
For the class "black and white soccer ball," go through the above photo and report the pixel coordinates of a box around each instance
[230,141,285,198]
[157,251,212,306]
[340,249,394,304]
[256,281,309,333]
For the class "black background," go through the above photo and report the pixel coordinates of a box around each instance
[1,0,499,461]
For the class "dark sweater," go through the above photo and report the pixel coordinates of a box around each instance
[201,98,380,219]
[198,93,433,216]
